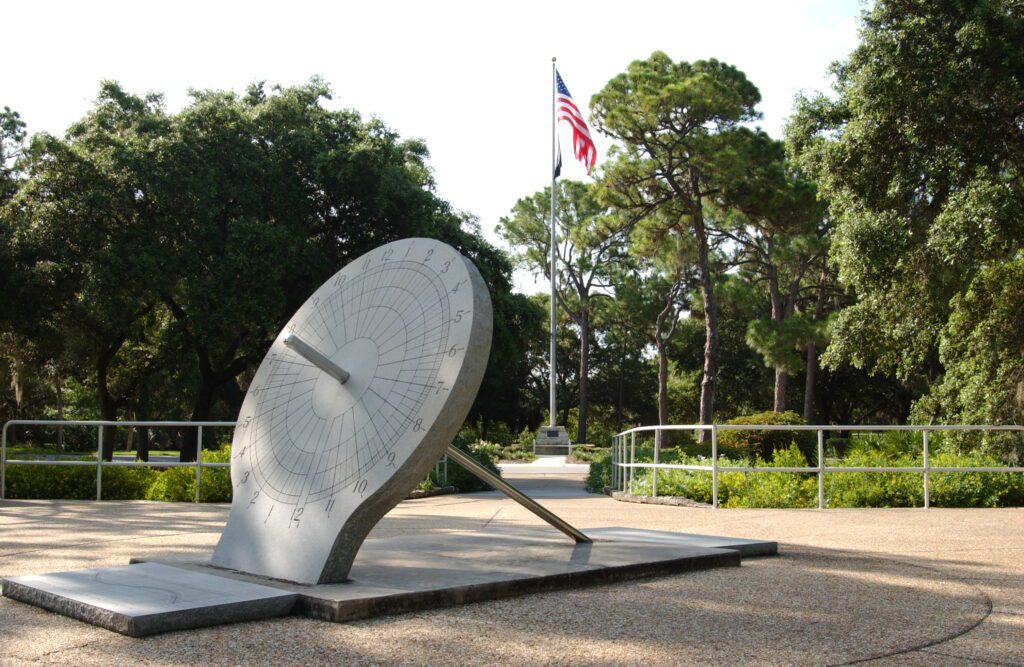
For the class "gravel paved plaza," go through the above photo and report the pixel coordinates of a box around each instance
[1,473,1022,666]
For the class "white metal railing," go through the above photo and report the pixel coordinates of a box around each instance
[1,419,451,502]
[1,420,236,501]
[611,424,1024,509]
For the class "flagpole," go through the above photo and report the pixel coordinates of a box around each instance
[549,57,558,428]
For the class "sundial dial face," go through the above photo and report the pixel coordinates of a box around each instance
[211,238,492,584]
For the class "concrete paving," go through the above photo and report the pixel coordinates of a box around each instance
[1,471,1022,665]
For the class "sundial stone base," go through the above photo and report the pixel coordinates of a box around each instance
[1,527,775,636]
[0,562,296,637]
[534,425,571,455]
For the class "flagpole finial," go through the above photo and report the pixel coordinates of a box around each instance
[552,56,556,63]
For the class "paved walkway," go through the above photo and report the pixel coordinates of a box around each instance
[1,473,1022,665]
[498,454,590,476]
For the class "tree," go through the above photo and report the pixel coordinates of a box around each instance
[788,0,1024,425]
[618,222,694,427]
[5,85,172,457]
[591,52,762,426]
[4,79,530,458]
[499,180,627,442]
[714,130,830,413]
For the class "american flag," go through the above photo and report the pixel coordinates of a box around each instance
[556,70,597,175]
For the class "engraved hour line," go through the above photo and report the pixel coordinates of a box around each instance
[338,261,448,339]
[356,272,441,340]
[252,368,433,500]
[360,257,399,337]
[294,412,342,512]
[325,267,449,370]
[350,271,443,342]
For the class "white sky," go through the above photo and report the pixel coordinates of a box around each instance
[3,0,864,293]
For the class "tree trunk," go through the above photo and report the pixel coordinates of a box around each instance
[125,412,135,453]
[614,346,625,433]
[137,425,150,462]
[96,351,119,461]
[803,267,829,423]
[182,382,218,462]
[657,340,669,426]
[803,344,818,423]
[774,367,788,413]
[577,309,590,444]
[54,367,64,452]
[692,207,718,428]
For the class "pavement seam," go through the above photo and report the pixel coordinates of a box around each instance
[480,509,502,530]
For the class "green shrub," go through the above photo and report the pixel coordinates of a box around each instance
[6,461,160,500]
[500,443,537,462]
[585,449,613,492]
[825,437,851,457]
[570,446,608,463]
[6,460,98,500]
[722,447,816,508]
[517,427,535,450]
[485,422,516,448]
[718,411,814,460]
[144,447,233,502]
[433,437,502,492]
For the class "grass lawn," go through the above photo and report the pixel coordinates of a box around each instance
[2,444,183,460]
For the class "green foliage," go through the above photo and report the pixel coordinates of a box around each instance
[6,447,230,502]
[788,0,1024,424]
[601,438,1024,508]
[142,447,232,502]
[4,462,159,500]
[499,444,537,462]
[436,437,502,493]
[717,411,813,460]
[584,448,613,493]
[570,446,608,463]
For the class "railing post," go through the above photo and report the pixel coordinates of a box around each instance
[817,429,825,509]
[923,430,930,509]
[652,429,660,498]
[606,436,614,487]
[1,421,8,500]
[711,425,719,509]
[629,432,636,493]
[96,426,104,501]
[195,425,204,502]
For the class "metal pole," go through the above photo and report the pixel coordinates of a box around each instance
[96,426,104,501]
[629,431,636,492]
[652,429,660,497]
[923,430,930,509]
[549,56,558,428]
[1,421,7,500]
[195,425,203,502]
[817,429,825,509]
[622,436,628,492]
[611,435,617,488]
[445,445,590,543]
[712,425,719,509]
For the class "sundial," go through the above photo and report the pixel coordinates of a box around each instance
[211,237,495,584]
